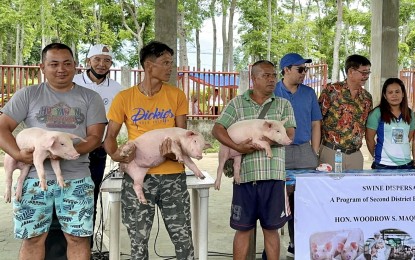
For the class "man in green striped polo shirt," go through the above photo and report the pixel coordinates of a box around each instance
[212,60,296,260]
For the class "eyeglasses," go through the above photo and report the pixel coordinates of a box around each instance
[290,66,309,74]
[354,69,371,76]
[150,60,174,68]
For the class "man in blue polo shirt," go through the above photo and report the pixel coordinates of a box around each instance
[265,53,322,258]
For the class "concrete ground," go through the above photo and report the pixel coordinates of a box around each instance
[0,143,373,260]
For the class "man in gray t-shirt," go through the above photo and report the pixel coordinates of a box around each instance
[0,43,106,260]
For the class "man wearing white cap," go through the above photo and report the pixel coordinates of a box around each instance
[73,44,122,113]
[73,44,122,248]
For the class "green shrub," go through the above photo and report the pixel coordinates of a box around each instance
[205,139,220,153]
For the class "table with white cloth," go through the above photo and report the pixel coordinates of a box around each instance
[293,169,415,259]
[100,170,215,260]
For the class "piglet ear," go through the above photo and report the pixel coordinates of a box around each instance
[350,242,358,250]
[263,121,273,129]
[281,118,288,124]
[46,135,58,149]
[67,133,87,142]
[186,130,196,136]
[325,241,333,251]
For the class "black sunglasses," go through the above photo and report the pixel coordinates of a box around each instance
[294,67,309,73]
[287,65,309,74]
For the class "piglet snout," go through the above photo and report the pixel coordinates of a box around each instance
[66,153,80,160]
[281,138,292,146]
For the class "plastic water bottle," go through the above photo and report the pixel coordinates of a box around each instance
[334,149,342,173]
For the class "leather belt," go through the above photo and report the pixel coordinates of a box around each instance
[322,141,359,155]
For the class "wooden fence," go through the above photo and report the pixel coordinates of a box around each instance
[1,64,329,119]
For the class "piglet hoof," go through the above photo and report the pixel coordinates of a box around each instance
[57,179,66,189]
[4,193,11,203]
[15,192,22,202]
[234,176,241,185]
[133,184,147,204]
[39,179,48,191]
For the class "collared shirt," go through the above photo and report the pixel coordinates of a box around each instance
[216,90,296,183]
[366,107,415,166]
[319,80,373,150]
[73,71,123,113]
[274,80,322,144]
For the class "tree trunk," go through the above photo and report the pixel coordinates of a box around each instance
[332,0,343,82]
[155,0,178,84]
[6,35,13,65]
[221,1,228,72]
[120,0,146,69]
[15,23,20,65]
[227,0,236,71]
[196,29,201,70]
[267,0,272,60]
[177,9,188,69]
[290,0,295,22]
[41,3,47,63]
[0,37,3,65]
[19,26,24,65]
[94,4,101,43]
[210,0,217,71]
[0,37,2,87]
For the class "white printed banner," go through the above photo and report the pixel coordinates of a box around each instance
[295,173,415,260]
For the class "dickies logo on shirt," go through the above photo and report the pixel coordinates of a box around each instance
[131,107,174,125]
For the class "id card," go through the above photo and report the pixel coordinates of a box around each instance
[391,127,404,144]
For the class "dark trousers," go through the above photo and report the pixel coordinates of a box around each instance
[88,146,107,248]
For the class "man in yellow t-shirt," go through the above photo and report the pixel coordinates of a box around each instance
[103,41,193,259]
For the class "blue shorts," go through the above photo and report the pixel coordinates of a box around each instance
[13,176,95,239]
[230,180,291,231]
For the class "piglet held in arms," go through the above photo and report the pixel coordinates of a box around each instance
[215,119,291,190]
[119,127,210,204]
[3,127,85,202]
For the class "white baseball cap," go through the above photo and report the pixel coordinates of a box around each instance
[87,44,113,58]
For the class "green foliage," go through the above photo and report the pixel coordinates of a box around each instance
[400,0,415,68]
[116,133,128,146]
[235,0,377,76]
[204,139,220,153]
